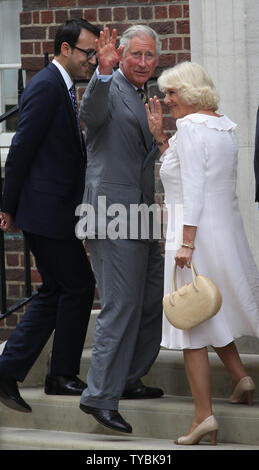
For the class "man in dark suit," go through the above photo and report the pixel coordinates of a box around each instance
[0,19,99,412]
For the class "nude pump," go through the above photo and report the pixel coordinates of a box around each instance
[229,376,255,405]
[175,415,218,446]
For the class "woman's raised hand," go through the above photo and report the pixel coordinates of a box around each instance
[145,96,164,141]
[96,28,125,75]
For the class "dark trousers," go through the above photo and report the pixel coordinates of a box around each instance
[0,232,95,382]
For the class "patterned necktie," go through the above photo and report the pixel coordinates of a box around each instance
[69,85,83,144]
[137,88,148,104]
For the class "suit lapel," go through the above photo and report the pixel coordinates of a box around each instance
[113,70,153,153]
[47,63,86,158]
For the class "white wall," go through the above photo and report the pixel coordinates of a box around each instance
[190,0,259,265]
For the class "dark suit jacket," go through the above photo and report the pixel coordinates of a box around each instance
[1,63,86,239]
[254,107,259,201]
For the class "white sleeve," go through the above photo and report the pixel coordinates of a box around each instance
[95,66,114,82]
[176,120,206,227]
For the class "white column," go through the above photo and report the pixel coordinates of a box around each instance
[190,0,259,264]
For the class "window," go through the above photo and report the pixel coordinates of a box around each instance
[0,0,22,164]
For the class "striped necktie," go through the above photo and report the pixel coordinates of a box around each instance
[137,88,148,104]
[69,85,83,141]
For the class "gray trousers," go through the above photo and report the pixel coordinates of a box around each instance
[80,238,164,410]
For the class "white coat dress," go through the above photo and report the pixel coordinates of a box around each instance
[160,113,259,350]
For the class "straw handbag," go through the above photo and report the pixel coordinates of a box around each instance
[163,263,222,330]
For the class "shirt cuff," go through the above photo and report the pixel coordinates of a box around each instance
[96,66,113,82]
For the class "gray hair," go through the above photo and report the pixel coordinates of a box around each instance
[120,25,161,57]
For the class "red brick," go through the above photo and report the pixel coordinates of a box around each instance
[22,56,45,71]
[21,26,46,40]
[113,7,126,22]
[176,21,190,35]
[7,284,21,298]
[184,37,190,50]
[184,4,190,18]
[49,0,76,7]
[169,5,183,18]
[34,42,41,55]
[150,22,175,36]
[169,37,183,50]
[127,7,140,20]
[21,42,34,54]
[83,9,97,22]
[33,11,40,24]
[20,12,32,25]
[79,0,107,5]
[161,38,168,51]
[23,0,47,7]
[6,254,19,267]
[55,10,69,23]
[155,6,168,20]
[49,25,60,40]
[6,315,18,327]
[178,52,191,62]
[70,9,84,19]
[108,23,129,36]
[159,53,177,68]
[141,7,153,20]
[99,8,112,22]
[5,269,24,282]
[42,41,54,55]
[41,11,54,24]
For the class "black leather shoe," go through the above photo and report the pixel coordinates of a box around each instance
[80,404,132,434]
[44,375,87,395]
[121,384,164,399]
[0,375,31,413]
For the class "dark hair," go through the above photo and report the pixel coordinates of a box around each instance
[54,18,100,56]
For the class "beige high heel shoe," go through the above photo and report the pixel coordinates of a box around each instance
[229,376,255,405]
[175,415,218,446]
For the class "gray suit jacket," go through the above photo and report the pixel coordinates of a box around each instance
[79,69,160,239]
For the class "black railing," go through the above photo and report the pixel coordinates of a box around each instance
[0,67,36,321]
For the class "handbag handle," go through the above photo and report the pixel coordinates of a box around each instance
[169,262,199,306]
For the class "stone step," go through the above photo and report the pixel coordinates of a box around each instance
[0,427,258,450]
[77,348,259,400]
[19,344,259,401]
[9,308,257,392]
[0,388,259,445]
[144,349,259,400]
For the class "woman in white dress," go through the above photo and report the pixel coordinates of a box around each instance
[146,61,259,445]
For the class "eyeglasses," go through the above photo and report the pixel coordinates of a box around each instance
[70,45,97,60]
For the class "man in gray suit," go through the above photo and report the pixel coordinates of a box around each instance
[78,26,164,433]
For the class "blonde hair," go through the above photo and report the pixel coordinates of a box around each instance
[158,61,219,111]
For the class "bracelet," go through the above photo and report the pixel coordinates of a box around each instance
[156,137,168,146]
[181,242,195,250]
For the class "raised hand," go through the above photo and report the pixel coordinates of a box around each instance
[145,96,164,141]
[96,28,125,75]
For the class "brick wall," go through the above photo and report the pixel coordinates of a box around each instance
[0,0,190,341]
[0,233,41,341]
